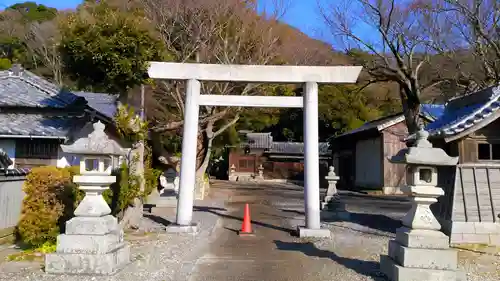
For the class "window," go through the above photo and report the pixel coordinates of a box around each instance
[477,143,500,160]
[238,159,255,170]
[15,139,60,159]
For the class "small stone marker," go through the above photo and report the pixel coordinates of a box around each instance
[45,121,130,275]
[379,129,465,281]
[321,166,349,220]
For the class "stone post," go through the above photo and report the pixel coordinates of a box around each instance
[229,164,237,181]
[321,166,350,220]
[45,121,129,275]
[258,164,264,180]
[175,79,200,230]
[379,129,465,281]
[298,81,330,238]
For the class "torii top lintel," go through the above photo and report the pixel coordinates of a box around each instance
[147,62,362,84]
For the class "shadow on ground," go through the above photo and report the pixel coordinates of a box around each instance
[194,206,294,234]
[274,240,385,279]
[143,213,172,226]
[280,208,402,234]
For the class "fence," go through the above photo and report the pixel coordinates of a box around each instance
[0,170,28,243]
[435,164,500,245]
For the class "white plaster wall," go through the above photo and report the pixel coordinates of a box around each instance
[0,139,16,168]
[355,137,382,188]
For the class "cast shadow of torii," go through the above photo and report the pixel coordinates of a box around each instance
[193,206,294,234]
[274,240,387,280]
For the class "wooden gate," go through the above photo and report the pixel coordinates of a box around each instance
[237,155,257,173]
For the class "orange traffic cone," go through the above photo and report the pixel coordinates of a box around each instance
[238,203,255,236]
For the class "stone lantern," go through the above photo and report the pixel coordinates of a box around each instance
[45,121,130,275]
[380,129,464,281]
[257,164,264,180]
[321,166,349,220]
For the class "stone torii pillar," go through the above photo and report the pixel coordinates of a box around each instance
[147,62,362,237]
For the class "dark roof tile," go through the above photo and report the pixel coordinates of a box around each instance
[0,113,83,137]
[73,91,118,119]
[0,69,82,108]
[425,85,500,137]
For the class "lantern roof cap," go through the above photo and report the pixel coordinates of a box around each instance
[60,121,125,156]
[390,128,458,166]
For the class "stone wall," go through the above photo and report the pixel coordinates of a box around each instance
[435,164,500,245]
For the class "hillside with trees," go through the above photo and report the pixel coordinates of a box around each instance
[0,0,396,174]
[1,0,498,178]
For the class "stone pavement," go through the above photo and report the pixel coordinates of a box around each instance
[187,181,386,281]
[1,181,499,281]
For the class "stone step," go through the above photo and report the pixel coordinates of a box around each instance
[388,240,458,271]
[396,227,450,249]
[380,255,466,281]
[57,232,124,254]
[65,215,119,236]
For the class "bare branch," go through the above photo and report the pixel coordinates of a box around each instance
[24,20,62,85]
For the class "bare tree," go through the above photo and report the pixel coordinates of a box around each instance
[141,0,287,178]
[24,20,62,85]
[429,0,500,93]
[319,0,444,134]
[0,10,27,61]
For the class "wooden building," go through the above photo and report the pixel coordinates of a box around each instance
[228,131,332,181]
[419,85,500,245]
[331,104,445,194]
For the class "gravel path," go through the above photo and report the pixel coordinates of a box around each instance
[0,206,221,281]
[2,181,499,281]
[315,217,500,281]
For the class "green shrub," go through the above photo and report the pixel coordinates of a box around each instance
[104,145,162,216]
[16,166,80,248]
[16,148,162,245]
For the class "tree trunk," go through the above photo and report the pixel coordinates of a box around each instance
[403,101,420,134]
[196,122,214,182]
[196,135,213,180]
[399,85,421,135]
[119,141,145,230]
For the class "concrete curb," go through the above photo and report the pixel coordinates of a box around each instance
[339,191,411,202]
[452,244,500,256]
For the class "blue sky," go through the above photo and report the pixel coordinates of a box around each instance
[0,0,375,49]
[0,0,330,38]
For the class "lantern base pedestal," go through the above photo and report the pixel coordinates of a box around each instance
[296,226,331,238]
[165,222,199,234]
[380,254,466,281]
[380,227,465,281]
[45,244,130,275]
[44,215,130,275]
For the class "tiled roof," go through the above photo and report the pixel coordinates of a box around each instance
[238,131,331,155]
[337,113,404,138]
[0,113,83,138]
[240,132,273,149]
[0,66,118,138]
[73,91,118,119]
[337,103,445,138]
[0,149,13,169]
[0,149,29,176]
[425,85,500,138]
[271,142,331,155]
[420,104,446,121]
[0,69,83,108]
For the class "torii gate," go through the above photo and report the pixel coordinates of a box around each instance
[147,62,362,237]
